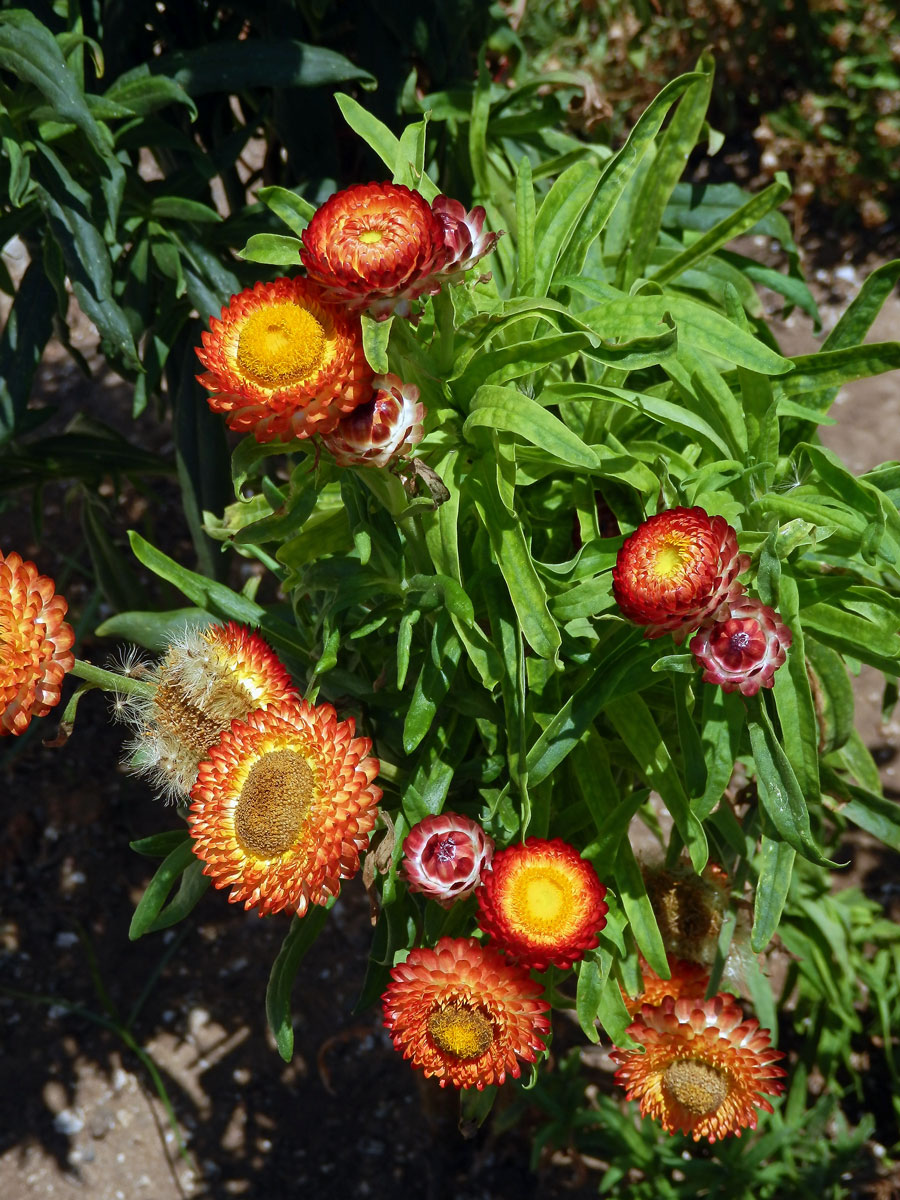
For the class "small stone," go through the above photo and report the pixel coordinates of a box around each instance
[53,1109,84,1135]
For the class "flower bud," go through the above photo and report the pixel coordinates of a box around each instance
[690,598,792,695]
[401,812,494,906]
[321,374,424,468]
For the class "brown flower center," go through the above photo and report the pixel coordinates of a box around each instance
[663,1057,730,1115]
[236,302,325,388]
[427,1002,493,1061]
[234,749,315,859]
[153,682,227,760]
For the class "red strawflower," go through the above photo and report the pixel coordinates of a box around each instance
[612,507,749,642]
[612,994,786,1142]
[382,937,551,1089]
[0,550,75,736]
[690,597,792,695]
[476,837,608,971]
[401,812,494,907]
[321,374,425,468]
[195,276,372,442]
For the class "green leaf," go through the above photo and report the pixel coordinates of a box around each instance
[237,232,303,266]
[265,908,332,1062]
[0,257,55,442]
[613,839,668,977]
[778,342,900,404]
[151,40,375,96]
[129,837,196,940]
[130,830,191,858]
[515,156,535,295]
[143,861,210,935]
[335,93,401,172]
[96,607,212,651]
[150,196,221,223]
[821,766,900,852]
[362,312,393,375]
[576,957,606,1043]
[465,384,599,468]
[402,619,463,754]
[532,160,599,296]
[805,638,854,755]
[104,72,197,119]
[772,573,820,804]
[752,834,795,954]
[256,185,316,236]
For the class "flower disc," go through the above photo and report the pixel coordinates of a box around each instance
[382,937,551,1089]
[0,550,75,736]
[195,276,372,441]
[611,994,786,1142]
[612,507,749,641]
[300,182,449,317]
[476,837,608,971]
[188,701,381,916]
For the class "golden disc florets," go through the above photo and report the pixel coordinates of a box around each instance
[195,276,372,442]
[188,700,381,917]
[611,994,786,1142]
[0,550,74,736]
[382,937,551,1090]
[476,837,608,971]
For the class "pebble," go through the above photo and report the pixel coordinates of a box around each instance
[53,1108,84,1135]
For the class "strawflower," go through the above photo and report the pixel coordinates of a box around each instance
[690,597,792,695]
[321,374,425,468]
[119,622,296,802]
[401,812,494,907]
[621,954,710,1017]
[612,994,786,1142]
[382,937,550,1089]
[0,550,74,736]
[612,507,749,642]
[195,276,372,441]
[643,863,730,967]
[189,700,381,917]
[476,837,608,971]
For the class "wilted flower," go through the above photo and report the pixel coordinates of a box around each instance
[401,812,494,907]
[321,374,425,469]
[612,507,749,642]
[0,550,75,736]
[119,622,296,802]
[195,276,372,441]
[690,597,792,695]
[431,196,501,281]
[643,862,730,968]
[382,937,550,1090]
[476,837,608,971]
[300,182,448,319]
[189,700,381,917]
[612,994,786,1142]
[621,954,710,1018]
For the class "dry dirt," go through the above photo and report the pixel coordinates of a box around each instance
[1,237,899,1200]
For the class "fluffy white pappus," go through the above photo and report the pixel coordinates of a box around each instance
[122,731,198,805]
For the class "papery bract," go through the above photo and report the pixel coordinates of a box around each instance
[0,550,74,736]
[612,994,786,1142]
[431,196,501,280]
[621,954,711,1017]
[690,597,792,695]
[612,507,749,642]
[321,374,425,468]
[188,700,381,917]
[476,837,608,971]
[401,811,494,906]
[195,276,372,441]
[382,937,550,1090]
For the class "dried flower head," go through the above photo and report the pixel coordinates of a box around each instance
[690,597,792,695]
[643,863,730,968]
[401,812,494,907]
[189,700,381,917]
[382,937,550,1089]
[612,507,749,642]
[120,622,296,802]
[476,837,608,971]
[0,550,75,736]
[321,374,425,469]
[612,994,786,1142]
[195,276,372,441]
[300,182,449,319]
[621,954,710,1018]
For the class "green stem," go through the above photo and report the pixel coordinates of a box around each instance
[71,659,155,697]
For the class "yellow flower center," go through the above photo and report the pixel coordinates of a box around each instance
[358,229,383,245]
[236,303,325,388]
[234,749,315,859]
[663,1058,730,1116]
[506,861,582,939]
[427,1002,493,1061]
[651,540,690,581]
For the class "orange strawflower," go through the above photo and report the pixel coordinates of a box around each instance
[382,937,551,1089]
[476,837,608,971]
[0,550,74,736]
[321,374,425,469]
[119,621,297,802]
[612,507,749,642]
[620,954,710,1017]
[612,994,786,1142]
[300,182,449,319]
[188,700,381,917]
[195,276,372,442]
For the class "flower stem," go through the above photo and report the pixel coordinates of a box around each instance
[71,659,155,697]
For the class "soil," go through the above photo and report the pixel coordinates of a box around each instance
[2,234,900,1200]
